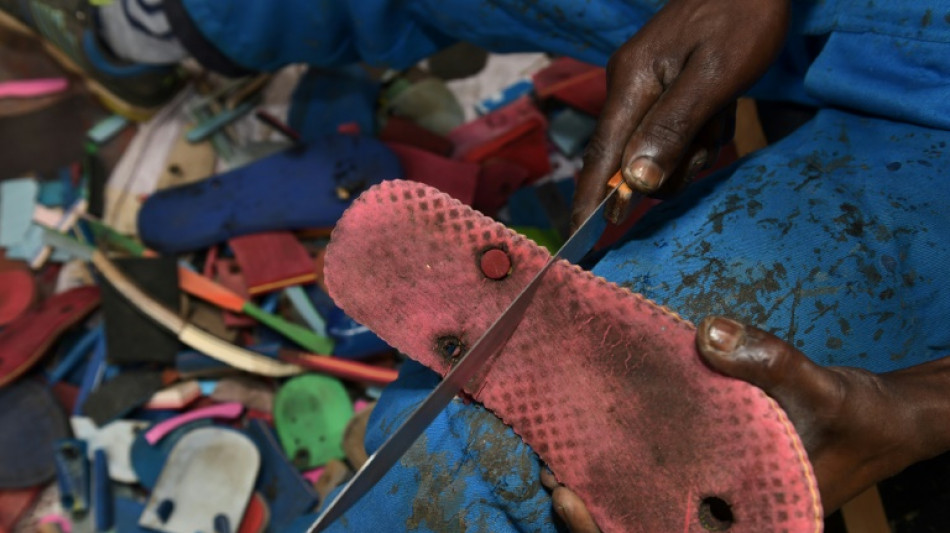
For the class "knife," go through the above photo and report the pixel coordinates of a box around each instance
[309,172,637,531]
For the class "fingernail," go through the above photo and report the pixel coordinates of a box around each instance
[690,149,708,172]
[707,317,744,355]
[624,157,663,191]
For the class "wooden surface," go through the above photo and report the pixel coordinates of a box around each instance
[842,485,891,533]
[734,98,769,157]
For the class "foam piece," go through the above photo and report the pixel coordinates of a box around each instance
[238,493,269,533]
[0,381,69,489]
[0,178,38,247]
[130,420,213,490]
[274,375,353,469]
[0,78,68,98]
[377,116,453,156]
[139,428,259,533]
[384,142,478,206]
[532,58,607,117]
[0,268,35,326]
[137,135,401,253]
[448,97,550,181]
[70,417,150,484]
[212,258,256,328]
[246,420,317,533]
[228,232,316,295]
[0,287,100,388]
[324,181,822,533]
[100,257,179,365]
[145,403,244,445]
[81,371,165,425]
[0,486,42,533]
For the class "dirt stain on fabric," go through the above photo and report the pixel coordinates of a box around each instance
[403,404,547,531]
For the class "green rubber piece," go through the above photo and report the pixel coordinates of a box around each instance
[274,374,354,469]
[242,302,334,354]
[85,218,336,354]
[512,226,563,254]
[86,219,147,257]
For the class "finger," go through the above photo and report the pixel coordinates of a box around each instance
[695,101,738,178]
[649,123,716,198]
[651,107,731,197]
[571,49,664,232]
[651,144,707,198]
[540,465,559,491]
[552,486,602,533]
[620,56,736,195]
[695,316,839,410]
[604,172,637,225]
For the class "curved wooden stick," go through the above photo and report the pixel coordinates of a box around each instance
[91,250,303,377]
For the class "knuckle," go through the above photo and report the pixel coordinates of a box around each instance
[582,135,612,165]
[651,55,682,88]
[642,117,691,150]
[606,44,657,87]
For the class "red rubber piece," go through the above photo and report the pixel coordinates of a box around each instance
[0,269,35,326]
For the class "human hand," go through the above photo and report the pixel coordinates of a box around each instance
[695,316,936,513]
[541,466,601,533]
[543,315,949,531]
[572,0,789,229]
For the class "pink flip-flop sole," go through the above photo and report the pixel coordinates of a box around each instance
[325,180,822,533]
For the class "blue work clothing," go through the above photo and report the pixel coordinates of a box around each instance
[164,0,950,530]
[168,0,950,130]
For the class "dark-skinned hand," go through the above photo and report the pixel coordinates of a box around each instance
[571,0,790,229]
[543,316,950,532]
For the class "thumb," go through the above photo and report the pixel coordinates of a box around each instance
[552,486,601,533]
[695,316,838,405]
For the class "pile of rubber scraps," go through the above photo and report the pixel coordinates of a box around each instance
[0,52,743,533]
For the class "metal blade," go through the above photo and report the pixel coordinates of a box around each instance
[308,183,626,532]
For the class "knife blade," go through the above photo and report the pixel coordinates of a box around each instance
[309,173,636,532]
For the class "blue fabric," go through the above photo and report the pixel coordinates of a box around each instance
[177,0,653,71]
[179,0,950,129]
[81,30,169,77]
[594,109,950,372]
[314,109,950,532]
[288,66,380,142]
[805,31,950,130]
[755,0,950,128]
[313,104,950,533]
[137,135,401,254]
[170,1,950,529]
[305,285,392,359]
[316,360,562,533]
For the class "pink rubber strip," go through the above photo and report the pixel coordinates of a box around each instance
[301,467,324,485]
[38,515,72,533]
[0,78,69,99]
[144,402,244,445]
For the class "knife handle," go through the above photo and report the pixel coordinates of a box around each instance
[605,171,638,225]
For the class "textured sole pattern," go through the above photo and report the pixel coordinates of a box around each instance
[325,180,822,533]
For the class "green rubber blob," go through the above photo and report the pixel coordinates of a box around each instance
[274,374,354,470]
